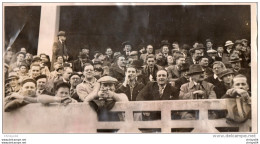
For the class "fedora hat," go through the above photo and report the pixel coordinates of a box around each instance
[234,40,242,45]
[241,39,248,42]
[189,44,205,53]
[57,31,66,36]
[229,54,242,63]
[225,40,234,46]
[122,41,132,47]
[218,69,234,79]
[180,63,190,72]
[186,64,204,76]
[160,40,170,47]
[131,60,143,69]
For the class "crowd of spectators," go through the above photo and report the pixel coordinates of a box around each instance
[4,31,252,123]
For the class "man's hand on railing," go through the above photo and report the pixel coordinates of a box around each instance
[60,97,72,106]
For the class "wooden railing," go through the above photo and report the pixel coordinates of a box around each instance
[3,99,252,133]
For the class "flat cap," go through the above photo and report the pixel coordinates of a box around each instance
[8,72,19,80]
[218,69,234,79]
[97,76,118,84]
[21,78,36,86]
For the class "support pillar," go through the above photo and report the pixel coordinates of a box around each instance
[37,5,60,61]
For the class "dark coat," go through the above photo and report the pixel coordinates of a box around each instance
[136,82,179,101]
[214,82,228,99]
[175,77,189,91]
[116,82,145,101]
[52,41,69,69]
[205,75,222,86]
[142,64,163,85]
[167,65,181,79]
[40,89,55,96]
[109,65,125,83]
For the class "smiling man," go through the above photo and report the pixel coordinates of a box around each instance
[136,70,178,101]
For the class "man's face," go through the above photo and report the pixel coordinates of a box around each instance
[117,57,126,67]
[172,43,179,49]
[40,55,48,63]
[191,72,204,83]
[227,45,233,49]
[124,45,132,52]
[26,53,31,60]
[13,68,20,74]
[37,78,47,90]
[199,58,209,67]
[126,67,137,81]
[176,58,185,67]
[106,48,113,56]
[212,64,224,75]
[233,77,249,91]
[9,78,18,87]
[241,46,247,52]
[193,42,199,48]
[167,56,174,64]
[70,75,81,87]
[31,66,41,78]
[59,36,66,42]
[17,54,25,62]
[193,50,202,60]
[100,83,116,92]
[146,45,153,54]
[21,82,36,97]
[5,51,14,62]
[242,41,248,46]
[223,74,234,84]
[83,65,94,79]
[162,46,169,54]
[156,53,163,60]
[63,68,73,81]
[217,47,224,53]
[57,56,63,64]
[235,44,242,51]
[231,62,241,71]
[156,70,168,85]
[147,58,156,67]
[82,49,89,54]
[206,42,213,48]
[98,54,105,63]
[56,87,70,98]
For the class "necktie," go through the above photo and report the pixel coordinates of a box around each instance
[159,86,164,98]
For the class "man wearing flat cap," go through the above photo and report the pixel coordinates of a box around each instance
[5,72,21,97]
[85,76,128,121]
[52,31,69,69]
[179,64,216,100]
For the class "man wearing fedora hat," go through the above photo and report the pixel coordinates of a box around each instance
[122,41,133,57]
[222,40,234,65]
[72,52,92,72]
[229,54,251,89]
[179,64,216,100]
[52,31,69,69]
[186,44,204,65]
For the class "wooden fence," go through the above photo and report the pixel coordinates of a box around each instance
[3,99,252,133]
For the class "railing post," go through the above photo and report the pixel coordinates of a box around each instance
[161,104,171,133]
